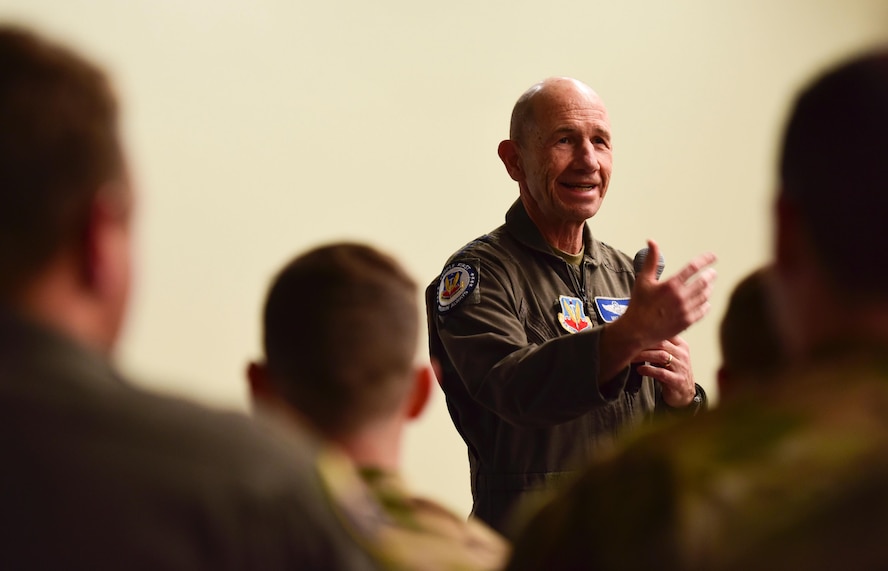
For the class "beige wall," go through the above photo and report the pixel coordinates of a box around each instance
[3,0,885,517]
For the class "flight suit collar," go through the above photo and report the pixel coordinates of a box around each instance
[504,199,604,268]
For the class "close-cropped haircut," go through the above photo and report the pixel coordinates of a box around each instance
[0,26,122,298]
[262,243,419,438]
[779,48,888,299]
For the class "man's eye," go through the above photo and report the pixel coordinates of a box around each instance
[557,137,570,144]
[593,137,609,147]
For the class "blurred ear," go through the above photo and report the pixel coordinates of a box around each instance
[774,194,801,277]
[405,364,433,420]
[498,139,524,183]
[716,366,729,400]
[772,194,820,360]
[85,184,131,282]
[246,360,274,405]
[80,183,133,351]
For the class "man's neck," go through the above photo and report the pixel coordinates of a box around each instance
[544,229,584,256]
[519,196,586,254]
[333,420,404,473]
[803,303,888,361]
[16,260,114,356]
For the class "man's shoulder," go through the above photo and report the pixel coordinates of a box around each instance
[6,353,329,505]
[432,222,544,287]
[441,227,511,266]
[427,224,538,316]
[121,383,320,474]
[518,371,888,568]
[0,347,383,569]
[427,227,515,293]
[359,468,510,571]
[588,238,634,273]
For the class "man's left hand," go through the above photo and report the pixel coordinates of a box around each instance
[635,336,696,407]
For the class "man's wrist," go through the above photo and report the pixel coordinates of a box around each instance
[665,383,707,415]
[685,383,707,413]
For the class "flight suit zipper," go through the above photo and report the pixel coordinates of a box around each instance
[565,260,589,309]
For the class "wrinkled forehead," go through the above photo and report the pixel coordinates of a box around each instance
[530,82,610,133]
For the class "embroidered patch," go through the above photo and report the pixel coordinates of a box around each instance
[594,296,629,323]
[557,295,593,333]
[436,261,478,313]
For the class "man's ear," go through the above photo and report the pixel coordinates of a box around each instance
[405,364,433,420]
[774,194,803,278]
[81,186,128,295]
[772,194,816,360]
[716,366,729,400]
[78,184,133,351]
[246,360,274,406]
[498,139,524,183]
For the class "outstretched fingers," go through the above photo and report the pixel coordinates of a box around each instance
[674,252,718,285]
[683,267,717,305]
[684,271,716,322]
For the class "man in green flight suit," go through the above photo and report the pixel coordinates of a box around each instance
[504,48,888,571]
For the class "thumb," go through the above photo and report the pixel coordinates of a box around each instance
[640,239,661,281]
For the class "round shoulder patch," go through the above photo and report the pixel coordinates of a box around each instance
[436,261,478,313]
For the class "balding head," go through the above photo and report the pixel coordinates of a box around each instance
[498,76,613,252]
[509,77,603,146]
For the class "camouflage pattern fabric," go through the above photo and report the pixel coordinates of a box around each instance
[504,347,888,571]
[319,455,511,571]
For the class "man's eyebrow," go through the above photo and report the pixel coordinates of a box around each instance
[551,125,612,139]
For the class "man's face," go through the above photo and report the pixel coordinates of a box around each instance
[516,81,613,228]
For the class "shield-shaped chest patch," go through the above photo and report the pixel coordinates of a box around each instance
[557,295,593,333]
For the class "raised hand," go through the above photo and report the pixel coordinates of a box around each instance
[621,239,717,348]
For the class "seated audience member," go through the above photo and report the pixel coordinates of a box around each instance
[716,266,789,400]
[502,48,888,570]
[0,25,383,569]
[247,242,511,571]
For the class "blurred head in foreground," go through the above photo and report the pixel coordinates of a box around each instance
[717,266,788,400]
[0,24,132,353]
[773,48,888,357]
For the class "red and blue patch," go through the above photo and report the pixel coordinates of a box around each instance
[436,261,478,313]
[557,295,593,333]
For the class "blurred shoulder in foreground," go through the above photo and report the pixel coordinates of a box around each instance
[504,46,888,571]
[0,24,384,570]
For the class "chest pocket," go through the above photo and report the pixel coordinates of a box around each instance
[517,296,554,345]
[520,297,591,344]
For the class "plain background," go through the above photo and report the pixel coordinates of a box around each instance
[2,0,885,518]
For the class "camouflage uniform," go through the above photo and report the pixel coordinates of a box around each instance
[503,346,888,571]
[319,450,510,571]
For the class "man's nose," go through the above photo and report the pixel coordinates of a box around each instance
[575,140,600,170]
